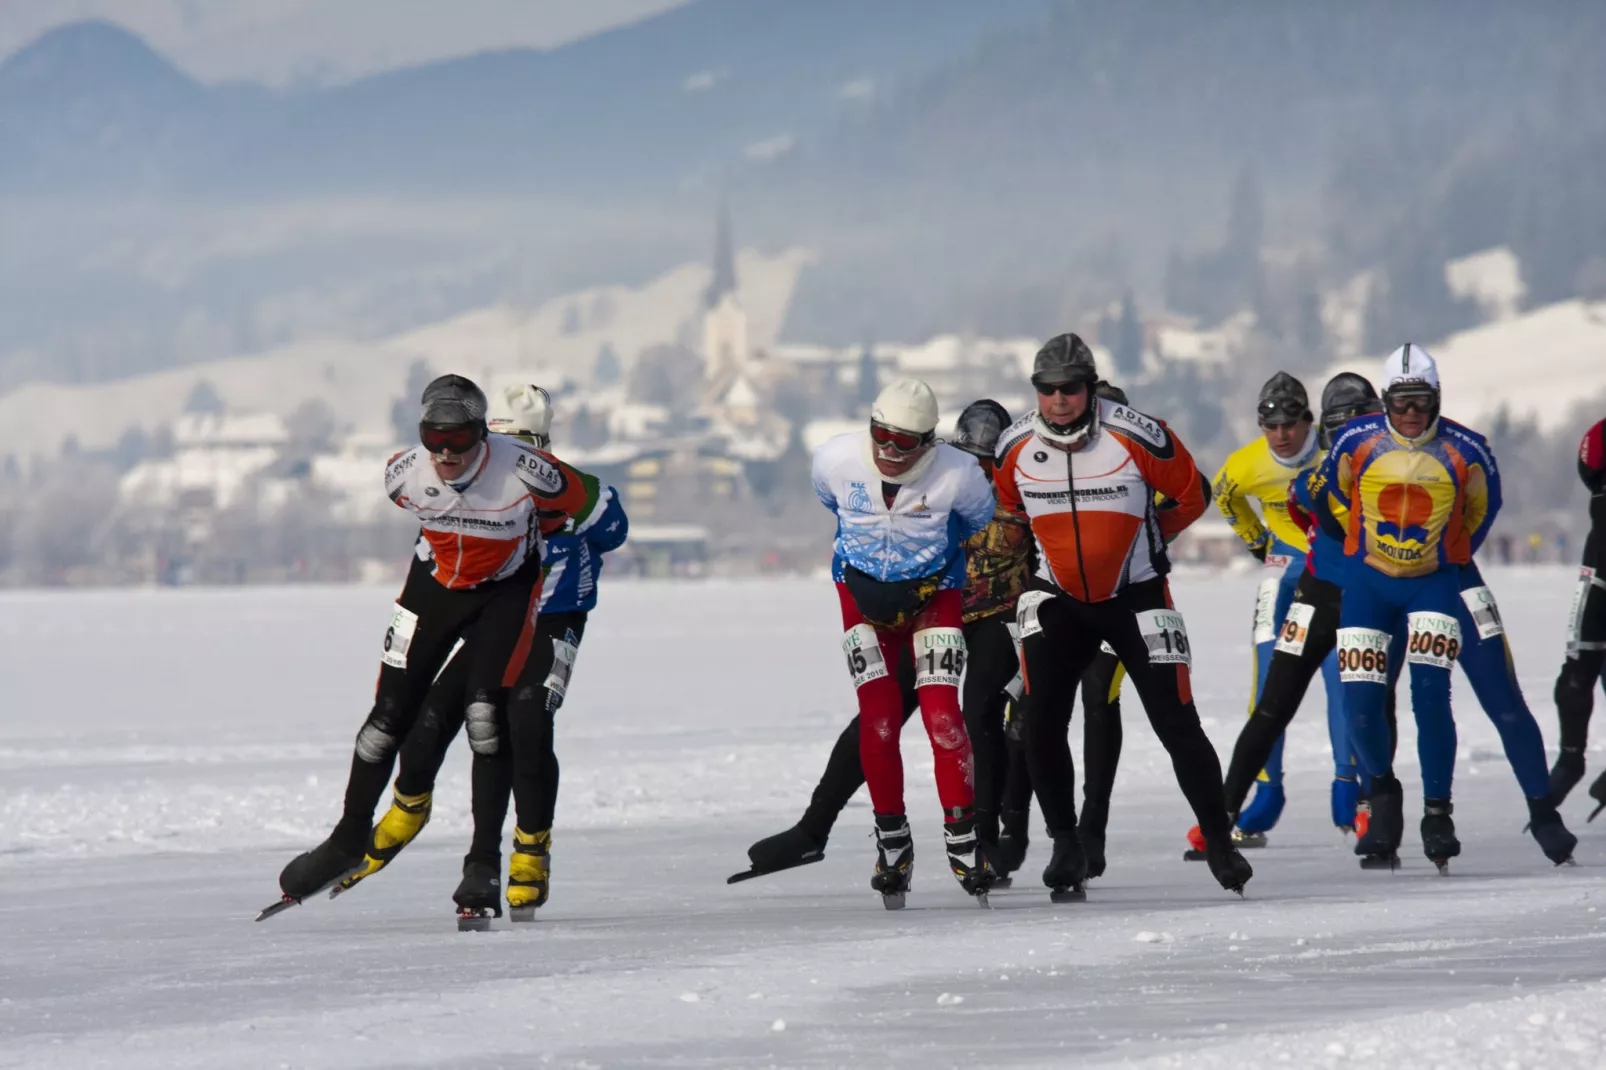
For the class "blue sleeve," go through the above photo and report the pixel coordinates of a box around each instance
[952,460,996,542]
[811,448,838,513]
[1470,431,1502,554]
[585,490,630,555]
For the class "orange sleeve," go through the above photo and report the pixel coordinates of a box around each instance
[1124,422,1206,540]
[993,438,1027,517]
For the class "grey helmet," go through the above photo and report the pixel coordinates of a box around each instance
[951,399,1012,458]
[420,374,488,428]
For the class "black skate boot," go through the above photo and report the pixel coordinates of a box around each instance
[729,822,827,883]
[1421,798,1461,875]
[1587,771,1606,823]
[944,811,995,906]
[870,813,914,910]
[453,854,503,931]
[278,829,366,902]
[1042,831,1088,903]
[993,807,1030,887]
[1201,835,1253,896]
[1526,797,1578,866]
[1355,775,1404,870]
[1548,750,1585,808]
[1083,833,1107,880]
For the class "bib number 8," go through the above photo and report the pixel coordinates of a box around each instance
[1336,627,1389,683]
[914,627,966,688]
[1406,611,1460,670]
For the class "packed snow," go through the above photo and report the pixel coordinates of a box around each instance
[3,570,1605,1068]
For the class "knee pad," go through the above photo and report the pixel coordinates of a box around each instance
[465,701,500,756]
[354,718,399,763]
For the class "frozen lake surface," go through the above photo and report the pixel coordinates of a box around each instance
[2,569,1605,1068]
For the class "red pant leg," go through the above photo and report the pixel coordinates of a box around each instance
[837,582,910,815]
[910,588,975,814]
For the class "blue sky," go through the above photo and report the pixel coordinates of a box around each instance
[0,0,693,86]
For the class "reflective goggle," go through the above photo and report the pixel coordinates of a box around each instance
[419,422,484,455]
[1257,397,1306,426]
[1384,392,1437,416]
[1032,377,1092,398]
[870,422,933,454]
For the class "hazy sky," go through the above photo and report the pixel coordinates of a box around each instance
[0,0,694,86]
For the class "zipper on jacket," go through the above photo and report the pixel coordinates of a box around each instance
[1065,447,1092,601]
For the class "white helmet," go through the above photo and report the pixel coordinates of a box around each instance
[871,377,939,436]
[1382,343,1440,394]
[488,384,552,448]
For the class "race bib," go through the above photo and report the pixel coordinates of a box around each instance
[1252,574,1281,644]
[381,604,420,669]
[1274,602,1317,656]
[1016,590,1054,639]
[1565,567,1597,651]
[914,627,967,688]
[1136,609,1191,666]
[1406,611,1461,669]
[1336,627,1390,683]
[543,632,581,705]
[843,623,889,688]
[1459,585,1505,641]
[1099,640,1117,656]
[1004,671,1024,702]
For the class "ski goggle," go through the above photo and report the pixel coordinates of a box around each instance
[419,422,484,455]
[1032,377,1092,398]
[870,422,933,454]
[1257,397,1307,426]
[1384,392,1437,416]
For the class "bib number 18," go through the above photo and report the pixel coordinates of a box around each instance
[1136,609,1191,666]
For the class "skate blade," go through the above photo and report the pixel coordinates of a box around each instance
[1182,849,1207,862]
[1588,802,1605,823]
[973,892,991,909]
[323,864,367,900]
[1358,853,1401,871]
[457,908,496,933]
[726,854,825,884]
[1232,833,1268,849]
[1048,886,1087,904]
[880,892,907,911]
[1431,859,1452,876]
[509,905,539,923]
[255,896,300,922]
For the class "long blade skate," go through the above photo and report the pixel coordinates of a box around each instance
[726,853,825,884]
[456,906,499,932]
[1049,882,1087,904]
[255,895,302,922]
[1358,851,1401,871]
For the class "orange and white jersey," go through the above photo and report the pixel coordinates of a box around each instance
[994,400,1207,602]
[385,434,597,590]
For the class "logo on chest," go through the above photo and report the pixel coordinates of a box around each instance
[846,481,873,513]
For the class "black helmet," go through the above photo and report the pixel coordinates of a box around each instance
[1094,381,1129,406]
[1256,371,1311,426]
[1031,333,1098,389]
[952,399,1012,458]
[420,374,488,427]
[1318,372,1381,449]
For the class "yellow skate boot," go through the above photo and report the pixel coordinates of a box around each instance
[334,789,432,894]
[507,827,551,921]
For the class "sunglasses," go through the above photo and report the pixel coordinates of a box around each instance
[870,422,933,453]
[1385,394,1436,416]
[420,422,483,455]
[1033,378,1090,398]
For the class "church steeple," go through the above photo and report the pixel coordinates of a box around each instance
[704,199,738,309]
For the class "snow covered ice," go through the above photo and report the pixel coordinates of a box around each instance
[3,570,1606,1068]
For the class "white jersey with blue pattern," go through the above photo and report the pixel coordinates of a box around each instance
[811,432,995,589]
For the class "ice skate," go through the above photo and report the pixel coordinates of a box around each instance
[507,826,551,921]
[1182,823,1208,861]
[992,807,1031,885]
[1587,770,1606,822]
[1234,780,1285,839]
[333,789,432,895]
[1548,751,1585,808]
[275,830,366,904]
[454,854,503,931]
[1083,833,1107,880]
[870,814,914,910]
[1042,832,1088,903]
[1231,827,1268,849]
[729,823,826,883]
[1204,837,1253,896]
[1526,798,1578,866]
[1420,800,1460,875]
[1355,776,1403,870]
[943,812,995,906]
